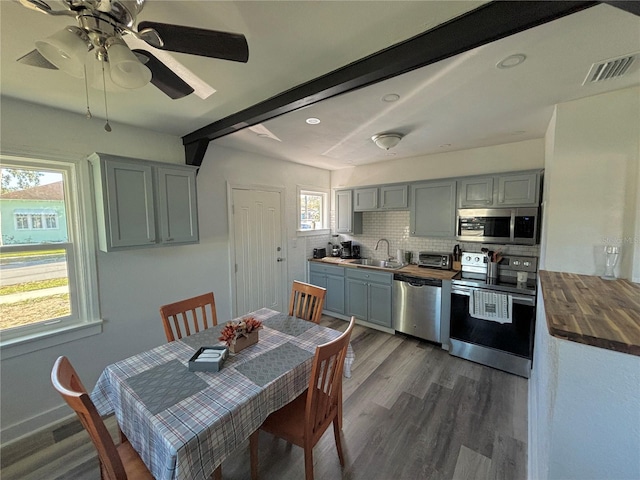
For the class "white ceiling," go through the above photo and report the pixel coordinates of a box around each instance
[1,2,639,171]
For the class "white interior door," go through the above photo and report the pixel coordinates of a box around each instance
[232,188,285,316]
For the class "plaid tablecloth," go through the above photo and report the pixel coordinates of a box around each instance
[90,308,354,480]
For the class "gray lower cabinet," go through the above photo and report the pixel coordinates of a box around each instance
[89,152,199,252]
[345,268,393,328]
[308,263,345,315]
[410,180,457,237]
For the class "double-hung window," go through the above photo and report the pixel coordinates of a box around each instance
[0,155,100,357]
[298,187,329,234]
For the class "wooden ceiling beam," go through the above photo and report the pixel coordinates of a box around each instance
[183,1,599,167]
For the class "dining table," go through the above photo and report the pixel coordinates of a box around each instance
[90,308,355,480]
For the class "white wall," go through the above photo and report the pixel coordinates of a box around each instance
[542,87,640,279]
[0,98,328,443]
[529,87,640,480]
[530,298,640,480]
[331,138,544,188]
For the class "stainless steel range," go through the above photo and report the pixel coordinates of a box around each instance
[449,252,537,377]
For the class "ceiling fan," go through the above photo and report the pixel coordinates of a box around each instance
[16,0,249,100]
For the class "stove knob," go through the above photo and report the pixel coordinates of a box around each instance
[523,261,530,267]
[474,256,480,262]
[513,260,520,266]
[465,255,471,261]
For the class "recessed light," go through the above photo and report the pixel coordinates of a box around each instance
[306,117,321,125]
[440,143,452,148]
[382,93,400,103]
[497,54,526,69]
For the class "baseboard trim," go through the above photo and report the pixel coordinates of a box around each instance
[1,410,81,468]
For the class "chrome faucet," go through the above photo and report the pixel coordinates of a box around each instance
[375,238,392,261]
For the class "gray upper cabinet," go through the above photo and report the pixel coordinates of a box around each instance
[410,180,457,237]
[156,166,199,244]
[458,171,541,208]
[353,187,378,211]
[458,177,494,207]
[379,185,408,209]
[497,172,540,206]
[90,153,199,252]
[353,184,408,211]
[335,189,362,234]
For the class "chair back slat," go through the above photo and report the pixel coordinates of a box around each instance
[305,316,355,443]
[288,281,326,324]
[160,292,218,342]
[51,356,128,480]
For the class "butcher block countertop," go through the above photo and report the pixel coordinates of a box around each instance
[539,270,640,357]
[309,257,459,281]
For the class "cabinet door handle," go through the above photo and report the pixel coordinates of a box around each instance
[277,257,286,262]
[166,237,174,242]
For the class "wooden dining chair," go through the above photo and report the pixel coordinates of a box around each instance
[159,292,218,342]
[51,356,153,480]
[288,281,326,324]
[249,316,356,480]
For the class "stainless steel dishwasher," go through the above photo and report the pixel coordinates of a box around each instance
[393,273,442,343]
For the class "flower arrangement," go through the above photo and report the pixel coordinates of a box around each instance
[218,316,263,348]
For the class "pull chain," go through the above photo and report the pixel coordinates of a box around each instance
[83,63,92,119]
[101,60,112,132]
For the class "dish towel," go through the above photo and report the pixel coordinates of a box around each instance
[469,290,513,324]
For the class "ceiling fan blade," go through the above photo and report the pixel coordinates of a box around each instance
[17,49,58,70]
[133,50,194,99]
[137,21,249,63]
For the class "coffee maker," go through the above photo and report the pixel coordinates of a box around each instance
[340,241,352,258]
[340,241,360,259]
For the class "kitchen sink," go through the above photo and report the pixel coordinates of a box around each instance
[350,259,404,269]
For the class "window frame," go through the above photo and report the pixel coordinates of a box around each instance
[0,154,102,360]
[297,186,330,235]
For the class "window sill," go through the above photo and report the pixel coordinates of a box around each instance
[0,320,103,360]
[297,228,330,237]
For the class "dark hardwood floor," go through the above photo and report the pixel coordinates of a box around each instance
[1,316,527,480]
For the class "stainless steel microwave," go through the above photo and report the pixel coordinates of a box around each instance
[456,207,540,245]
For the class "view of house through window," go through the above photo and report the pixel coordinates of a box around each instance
[0,167,72,331]
[299,189,327,231]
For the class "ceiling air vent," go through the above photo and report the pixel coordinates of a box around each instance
[583,53,638,85]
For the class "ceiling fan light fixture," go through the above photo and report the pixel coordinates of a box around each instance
[371,133,403,150]
[106,38,152,89]
[35,26,89,78]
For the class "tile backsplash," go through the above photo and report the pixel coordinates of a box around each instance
[306,210,539,262]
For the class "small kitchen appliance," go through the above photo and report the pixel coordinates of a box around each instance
[330,243,341,257]
[340,241,353,259]
[418,252,452,270]
[351,245,361,259]
[312,248,326,259]
[456,207,540,245]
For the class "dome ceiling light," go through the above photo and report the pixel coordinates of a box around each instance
[371,133,404,150]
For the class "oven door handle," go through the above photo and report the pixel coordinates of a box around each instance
[452,286,535,306]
